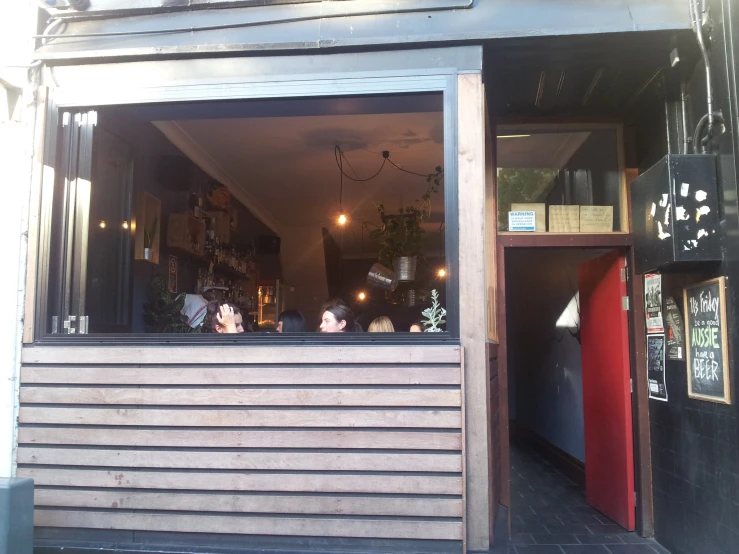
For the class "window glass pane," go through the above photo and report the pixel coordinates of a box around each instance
[45,95,451,337]
[497,129,622,232]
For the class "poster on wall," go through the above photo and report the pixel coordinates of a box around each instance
[645,273,664,333]
[647,334,668,402]
[665,297,686,360]
[168,255,178,293]
[684,277,732,404]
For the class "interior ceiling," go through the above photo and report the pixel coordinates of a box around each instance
[497,132,591,169]
[161,111,445,256]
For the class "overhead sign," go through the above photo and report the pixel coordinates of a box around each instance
[684,277,731,404]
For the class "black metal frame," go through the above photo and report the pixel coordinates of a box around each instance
[33,66,463,344]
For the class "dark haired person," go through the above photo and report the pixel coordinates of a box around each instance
[319,300,361,332]
[205,302,244,333]
[277,310,306,333]
[409,320,424,333]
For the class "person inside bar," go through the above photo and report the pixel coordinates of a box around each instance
[409,320,424,332]
[320,299,361,332]
[205,302,244,333]
[277,310,306,333]
[368,316,394,332]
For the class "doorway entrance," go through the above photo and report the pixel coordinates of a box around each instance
[503,244,640,546]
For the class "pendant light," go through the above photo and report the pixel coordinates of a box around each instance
[337,147,348,226]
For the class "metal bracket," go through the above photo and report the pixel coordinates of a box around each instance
[622,296,630,311]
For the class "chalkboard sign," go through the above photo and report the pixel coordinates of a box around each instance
[683,277,731,404]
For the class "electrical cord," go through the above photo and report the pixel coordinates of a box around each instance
[386,156,434,178]
[334,146,442,183]
[334,146,386,182]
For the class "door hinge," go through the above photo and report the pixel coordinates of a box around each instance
[622,296,630,311]
[621,267,629,282]
[630,378,633,393]
[634,491,638,506]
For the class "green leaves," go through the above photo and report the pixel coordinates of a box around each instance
[373,167,443,266]
[143,275,201,334]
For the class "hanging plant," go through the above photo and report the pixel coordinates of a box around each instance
[370,166,443,266]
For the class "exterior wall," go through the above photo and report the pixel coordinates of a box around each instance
[18,345,464,551]
[31,0,690,61]
[0,0,39,478]
[647,1,739,552]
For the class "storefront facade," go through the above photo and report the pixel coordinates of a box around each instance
[5,1,739,554]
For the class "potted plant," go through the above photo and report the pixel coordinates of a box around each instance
[421,289,446,332]
[370,167,442,282]
[143,217,158,261]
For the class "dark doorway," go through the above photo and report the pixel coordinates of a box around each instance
[505,247,640,543]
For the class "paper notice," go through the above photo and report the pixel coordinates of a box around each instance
[512,203,546,232]
[645,273,664,333]
[580,206,614,233]
[549,205,580,233]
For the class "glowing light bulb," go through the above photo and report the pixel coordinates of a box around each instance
[338,214,348,226]
[122,221,129,230]
[99,221,107,229]
[357,291,367,301]
[437,268,447,278]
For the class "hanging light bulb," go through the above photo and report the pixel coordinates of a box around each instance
[122,221,129,230]
[357,291,367,301]
[338,214,348,226]
[437,268,447,278]
[98,220,107,229]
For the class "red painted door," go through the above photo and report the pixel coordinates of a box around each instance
[578,251,635,531]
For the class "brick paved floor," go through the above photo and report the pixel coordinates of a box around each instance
[491,443,671,554]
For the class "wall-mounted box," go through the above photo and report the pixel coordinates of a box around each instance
[630,155,721,274]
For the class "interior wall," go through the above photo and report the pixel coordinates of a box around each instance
[96,113,276,332]
[506,248,606,462]
[279,226,330,329]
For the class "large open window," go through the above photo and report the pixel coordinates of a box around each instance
[40,94,454,338]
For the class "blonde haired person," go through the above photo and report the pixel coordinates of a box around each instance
[368,316,395,333]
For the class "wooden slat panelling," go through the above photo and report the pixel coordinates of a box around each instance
[20,387,461,407]
[18,468,462,494]
[18,428,462,450]
[21,345,461,365]
[19,448,463,472]
[34,489,464,517]
[18,343,464,547]
[21,366,461,385]
[34,510,464,541]
[19,407,461,428]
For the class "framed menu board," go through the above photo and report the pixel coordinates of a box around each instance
[683,277,731,404]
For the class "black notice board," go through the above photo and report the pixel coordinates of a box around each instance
[683,277,732,404]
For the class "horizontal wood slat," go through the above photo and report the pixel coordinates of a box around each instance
[21,366,461,385]
[19,468,463,494]
[21,345,462,365]
[20,387,461,407]
[19,407,461,428]
[34,510,464,540]
[19,448,463,472]
[34,489,464,517]
[18,428,462,450]
[20,343,464,546]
